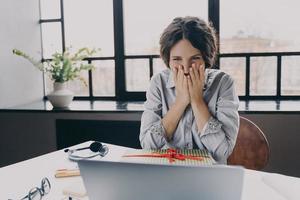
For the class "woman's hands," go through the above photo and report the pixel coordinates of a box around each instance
[172,63,210,133]
[173,65,190,107]
[172,63,205,107]
[168,63,210,137]
[187,63,205,105]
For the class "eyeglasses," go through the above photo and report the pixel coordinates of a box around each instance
[9,177,51,200]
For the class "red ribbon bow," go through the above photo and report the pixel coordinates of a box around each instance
[123,148,206,163]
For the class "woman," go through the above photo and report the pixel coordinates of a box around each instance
[139,16,239,164]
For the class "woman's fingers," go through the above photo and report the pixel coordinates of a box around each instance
[199,64,205,83]
[193,63,200,80]
[183,75,188,89]
[172,66,178,83]
[176,65,180,79]
[187,75,192,93]
[189,64,197,84]
[178,65,184,86]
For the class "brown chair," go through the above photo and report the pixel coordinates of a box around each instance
[228,116,270,170]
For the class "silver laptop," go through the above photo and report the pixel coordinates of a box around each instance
[78,159,244,200]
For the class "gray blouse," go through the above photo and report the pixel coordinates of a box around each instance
[139,68,240,164]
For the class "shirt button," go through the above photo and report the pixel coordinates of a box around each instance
[186,143,192,149]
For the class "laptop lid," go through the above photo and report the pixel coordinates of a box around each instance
[78,159,244,200]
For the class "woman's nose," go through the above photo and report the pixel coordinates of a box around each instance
[182,62,191,73]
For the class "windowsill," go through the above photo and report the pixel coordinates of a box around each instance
[0,100,145,113]
[1,99,300,113]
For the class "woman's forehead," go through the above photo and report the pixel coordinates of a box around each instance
[170,39,201,56]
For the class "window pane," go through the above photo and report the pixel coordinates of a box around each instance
[124,0,208,55]
[250,57,277,95]
[40,0,61,19]
[247,101,277,111]
[45,70,89,96]
[153,58,166,76]
[125,59,150,91]
[41,23,62,58]
[220,57,246,96]
[64,0,114,57]
[220,0,300,53]
[281,56,300,95]
[92,60,115,96]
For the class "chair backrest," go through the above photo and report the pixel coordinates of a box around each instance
[227,116,270,170]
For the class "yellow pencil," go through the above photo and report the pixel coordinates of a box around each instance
[55,169,80,178]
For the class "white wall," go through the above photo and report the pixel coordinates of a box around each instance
[0,0,43,108]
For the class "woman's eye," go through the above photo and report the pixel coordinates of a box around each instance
[192,57,202,60]
[172,58,181,61]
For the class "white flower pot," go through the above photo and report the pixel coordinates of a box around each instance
[47,82,74,108]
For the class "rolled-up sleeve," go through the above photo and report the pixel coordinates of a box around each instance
[139,76,171,149]
[198,74,240,163]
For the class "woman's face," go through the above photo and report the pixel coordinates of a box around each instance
[169,39,204,75]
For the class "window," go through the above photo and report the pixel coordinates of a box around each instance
[125,59,150,91]
[123,0,207,55]
[220,57,245,96]
[281,56,300,95]
[250,57,277,96]
[220,0,300,53]
[220,0,300,100]
[40,0,60,19]
[40,0,115,98]
[41,23,62,59]
[92,60,116,96]
[64,0,114,57]
[40,0,300,101]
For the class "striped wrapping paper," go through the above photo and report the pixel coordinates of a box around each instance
[121,149,216,166]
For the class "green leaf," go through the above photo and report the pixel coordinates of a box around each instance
[13,47,99,85]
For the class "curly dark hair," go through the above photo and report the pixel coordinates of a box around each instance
[159,16,218,69]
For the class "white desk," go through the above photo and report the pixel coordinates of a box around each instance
[1,141,300,200]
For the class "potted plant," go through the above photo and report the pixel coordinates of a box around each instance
[13,47,98,108]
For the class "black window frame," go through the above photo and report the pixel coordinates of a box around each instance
[40,0,300,101]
